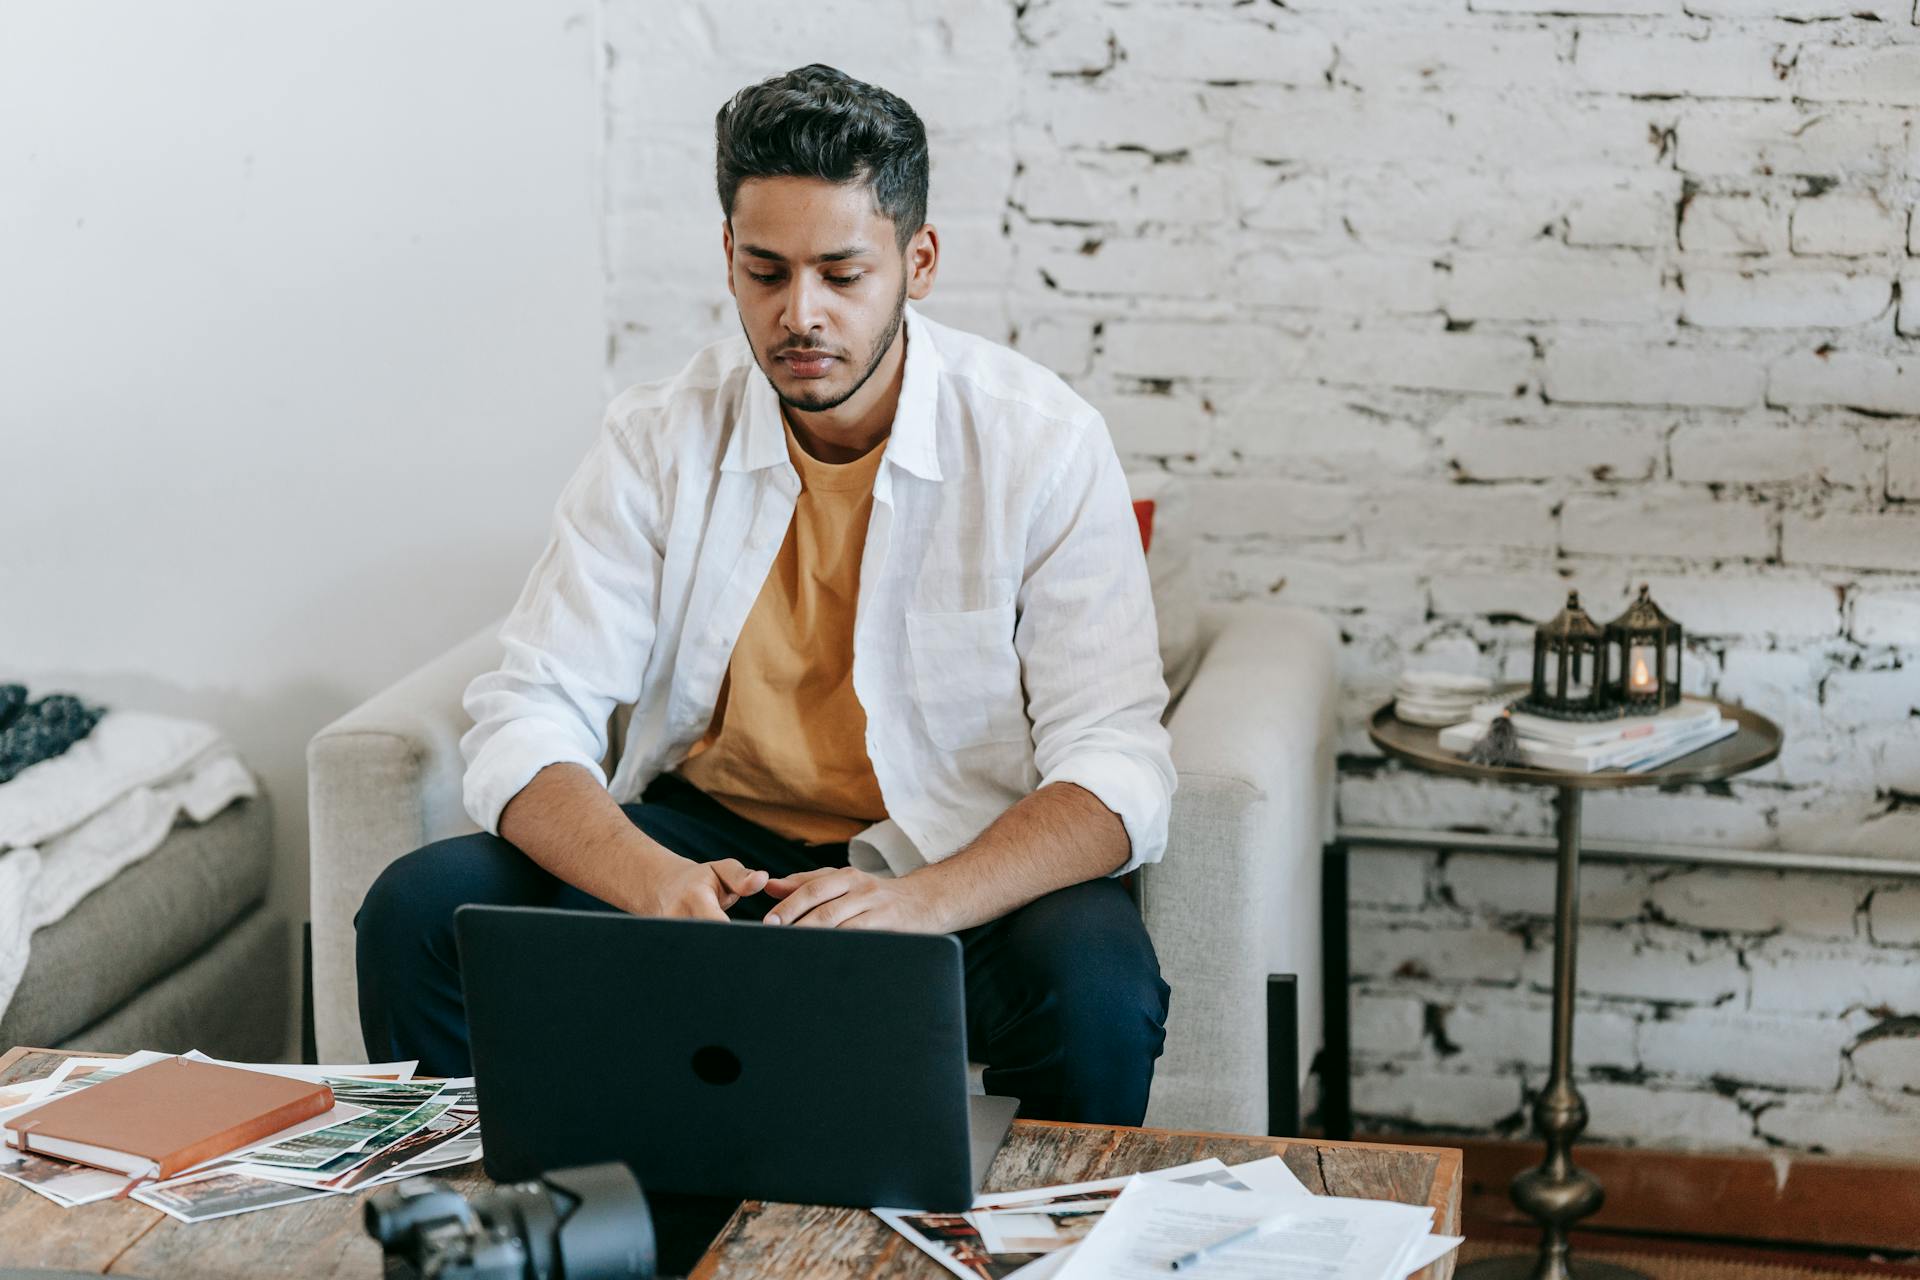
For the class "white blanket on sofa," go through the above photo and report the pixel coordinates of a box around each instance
[0,711,258,1022]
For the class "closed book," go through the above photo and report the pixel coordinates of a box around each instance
[1469,698,1720,748]
[1619,718,1739,772]
[3,1056,333,1181]
[1444,718,1685,767]
[1441,717,1733,773]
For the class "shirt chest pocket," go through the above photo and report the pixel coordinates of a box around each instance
[905,602,1029,750]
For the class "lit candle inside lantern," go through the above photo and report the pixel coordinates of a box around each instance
[1628,645,1656,694]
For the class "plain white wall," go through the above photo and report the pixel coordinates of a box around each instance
[0,2,607,1052]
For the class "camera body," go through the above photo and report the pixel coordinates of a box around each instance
[365,1161,656,1280]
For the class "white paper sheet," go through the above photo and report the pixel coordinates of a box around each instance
[1219,1155,1312,1199]
[1054,1179,1437,1280]
[181,1049,418,1082]
[997,1158,1320,1280]
[1402,1233,1466,1278]
[876,1159,1250,1280]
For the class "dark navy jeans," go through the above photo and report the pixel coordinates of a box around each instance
[354,770,1171,1125]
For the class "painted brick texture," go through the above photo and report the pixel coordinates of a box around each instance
[602,0,1920,1156]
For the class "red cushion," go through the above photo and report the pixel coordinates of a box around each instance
[1132,498,1156,555]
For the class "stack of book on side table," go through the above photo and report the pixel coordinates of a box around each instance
[0,1049,479,1222]
[1440,698,1737,773]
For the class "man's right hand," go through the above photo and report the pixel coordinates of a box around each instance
[628,851,769,921]
[498,764,768,922]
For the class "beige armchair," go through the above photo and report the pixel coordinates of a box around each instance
[308,602,1337,1134]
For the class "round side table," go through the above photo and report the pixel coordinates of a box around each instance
[1368,692,1782,1280]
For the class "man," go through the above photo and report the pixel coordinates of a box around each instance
[356,64,1175,1126]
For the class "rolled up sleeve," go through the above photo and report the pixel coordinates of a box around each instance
[460,412,665,836]
[1015,413,1176,877]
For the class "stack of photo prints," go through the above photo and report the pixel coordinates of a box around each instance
[0,1049,479,1223]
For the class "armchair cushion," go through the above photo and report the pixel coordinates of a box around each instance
[307,622,497,1063]
[1142,602,1338,1134]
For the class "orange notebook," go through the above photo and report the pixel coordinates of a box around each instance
[2,1056,333,1180]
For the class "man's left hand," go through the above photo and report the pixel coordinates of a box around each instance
[763,867,947,933]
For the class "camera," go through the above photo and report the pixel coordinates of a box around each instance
[365,1161,655,1279]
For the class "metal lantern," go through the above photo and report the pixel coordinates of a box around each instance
[1606,583,1682,713]
[1518,591,1611,721]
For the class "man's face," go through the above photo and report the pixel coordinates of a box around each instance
[723,176,931,414]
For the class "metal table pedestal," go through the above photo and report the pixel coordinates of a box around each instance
[1365,695,1783,1280]
[1458,788,1641,1280]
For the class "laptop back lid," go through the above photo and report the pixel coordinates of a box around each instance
[456,906,978,1209]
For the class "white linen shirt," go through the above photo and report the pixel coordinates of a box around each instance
[459,304,1176,879]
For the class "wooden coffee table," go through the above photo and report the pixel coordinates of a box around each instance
[0,1047,1462,1279]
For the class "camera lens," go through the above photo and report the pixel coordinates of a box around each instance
[363,1184,407,1246]
[365,1164,654,1279]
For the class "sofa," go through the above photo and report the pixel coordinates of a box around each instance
[0,792,289,1059]
[308,601,1337,1135]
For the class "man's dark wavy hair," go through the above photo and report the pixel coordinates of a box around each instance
[715,64,929,252]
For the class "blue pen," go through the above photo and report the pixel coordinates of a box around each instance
[1168,1211,1296,1271]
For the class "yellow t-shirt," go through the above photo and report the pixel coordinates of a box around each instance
[674,414,889,843]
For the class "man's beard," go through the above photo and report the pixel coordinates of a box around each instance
[753,279,908,414]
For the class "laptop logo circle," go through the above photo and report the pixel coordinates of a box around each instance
[691,1044,742,1086]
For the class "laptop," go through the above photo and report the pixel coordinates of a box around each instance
[455,905,1019,1211]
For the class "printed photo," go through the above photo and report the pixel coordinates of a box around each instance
[0,1150,135,1207]
[327,1107,477,1191]
[244,1078,442,1170]
[134,1169,331,1223]
[884,1210,1041,1280]
[971,1204,1104,1255]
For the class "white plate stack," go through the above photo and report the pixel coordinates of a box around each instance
[1394,671,1494,727]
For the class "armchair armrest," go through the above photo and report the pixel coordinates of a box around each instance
[1141,602,1338,1134]
[307,619,503,1062]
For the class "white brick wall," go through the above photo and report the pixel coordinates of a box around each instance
[1783,509,1920,571]
[1683,195,1788,255]
[604,0,1920,1157]
[1791,194,1906,258]
[1769,351,1920,415]
[1543,341,1765,408]
[1681,268,1891,329]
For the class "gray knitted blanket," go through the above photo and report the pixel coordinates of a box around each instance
[0,685,105,785]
